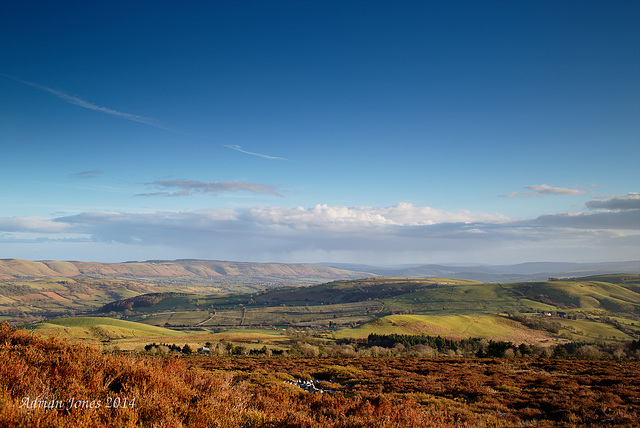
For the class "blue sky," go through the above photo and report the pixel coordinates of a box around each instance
[1,0,638,265]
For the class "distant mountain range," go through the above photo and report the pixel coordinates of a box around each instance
[320,261,640,283]
[0,258,371,286]
[1,258,638,286]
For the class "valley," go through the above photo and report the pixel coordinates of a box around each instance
[0,258,634,353]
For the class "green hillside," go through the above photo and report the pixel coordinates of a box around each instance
[26,316,182,341]
[101,275,640,319]
[379,275,640,315]
[333,314,552,341]
[334,313,636,343]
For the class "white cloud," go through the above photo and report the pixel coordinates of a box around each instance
[244,203,510,229]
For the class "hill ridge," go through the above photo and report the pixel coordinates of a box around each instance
[0,258,372,282]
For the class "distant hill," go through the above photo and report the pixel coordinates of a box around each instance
[0,258,372,285]
[321,261,640,283]
[0,259,373,325]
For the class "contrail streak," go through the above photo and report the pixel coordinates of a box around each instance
[2,74,165,128]
[224,144,288,160]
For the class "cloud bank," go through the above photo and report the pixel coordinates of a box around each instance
[585,193,640,211]
[1,198,637,264]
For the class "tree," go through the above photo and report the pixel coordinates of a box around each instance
[552,345,568,359]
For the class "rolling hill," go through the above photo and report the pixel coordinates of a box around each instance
[93,274,640,343]
[4,256,640,345]
[0,259,372,324]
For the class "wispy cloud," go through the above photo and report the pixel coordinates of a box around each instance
[502,184,586,197]
[0,216,72,233]
[2,74,165,129]
[137,179,283,197]
[499,191,519,198]
[524,184,585,195]
[70,169,104,179]
[224,144,288,160]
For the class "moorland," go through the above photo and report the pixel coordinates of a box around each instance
[1,258,640,426]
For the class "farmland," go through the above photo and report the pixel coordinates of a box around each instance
[95,275,640,347]
[7,273,639,355]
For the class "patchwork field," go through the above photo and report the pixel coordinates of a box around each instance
[4,273,640,353]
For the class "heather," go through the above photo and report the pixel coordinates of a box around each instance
[2,323,640,427]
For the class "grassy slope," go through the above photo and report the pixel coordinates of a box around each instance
[27,316,182,341]
[334,314,555,343]
[335,313,636,343]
